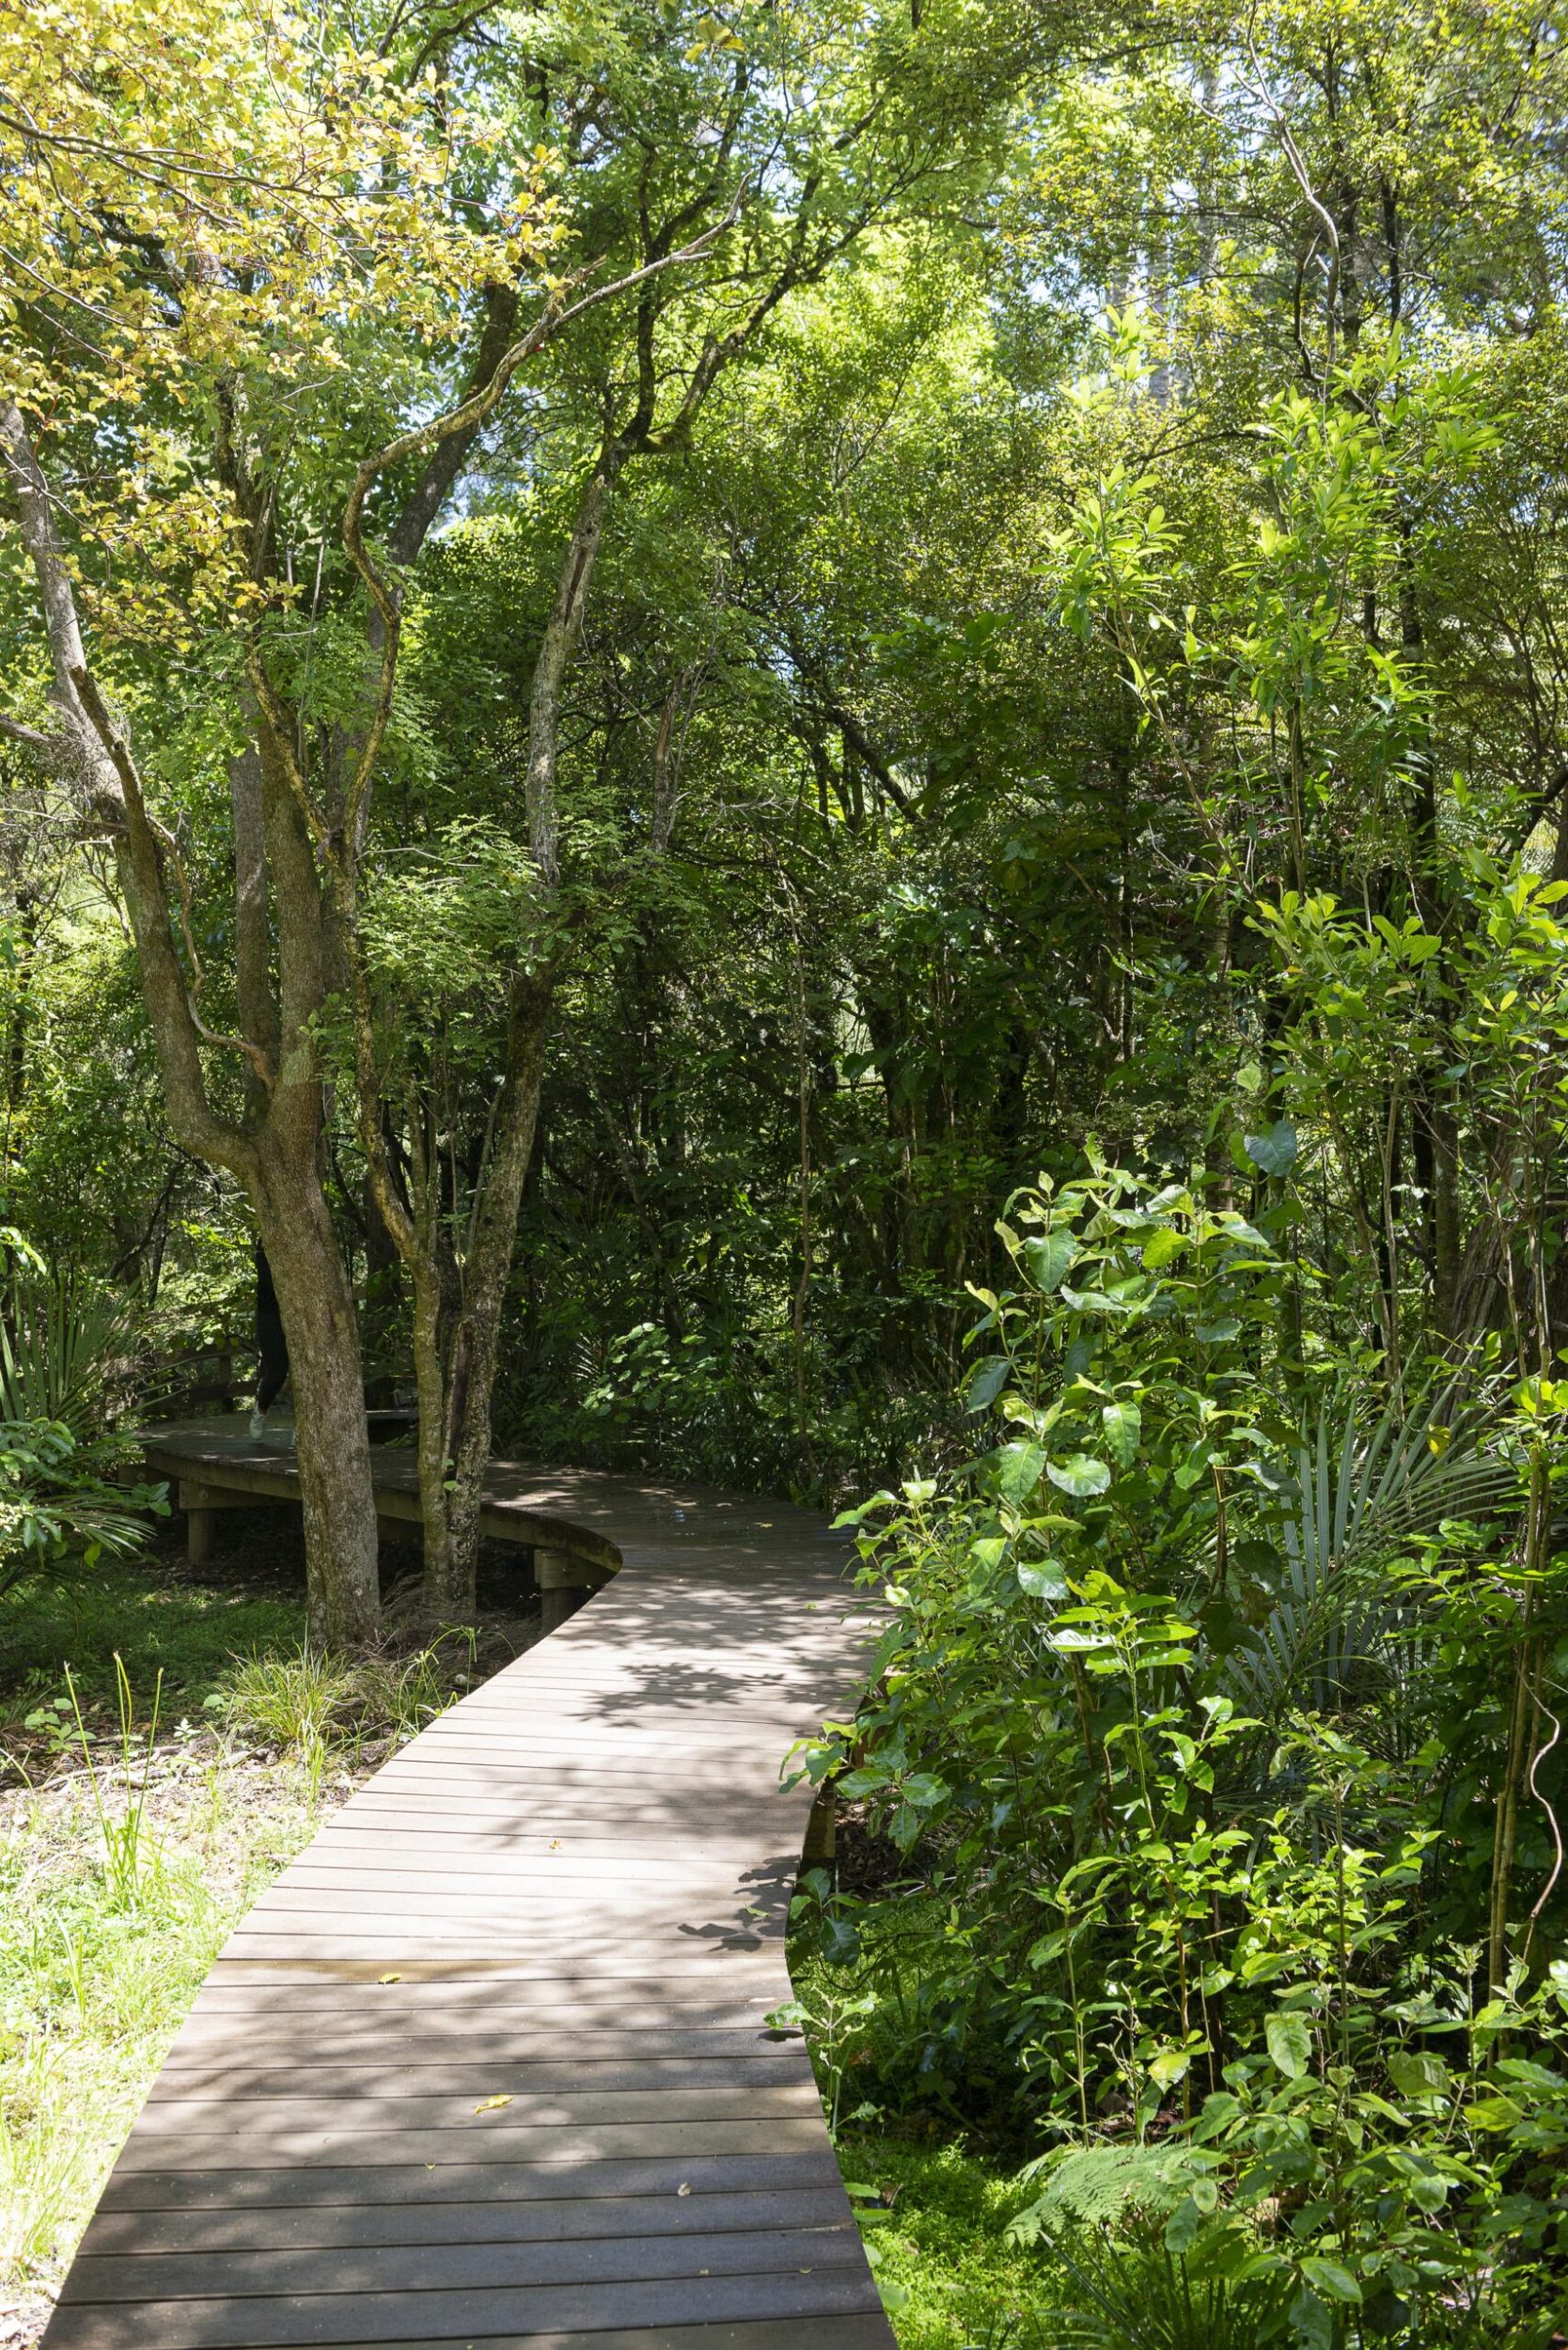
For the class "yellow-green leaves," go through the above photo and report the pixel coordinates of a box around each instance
[1,0,560,647]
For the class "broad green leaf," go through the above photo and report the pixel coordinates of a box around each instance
[1299,2258,1360,2305]
[1465,2092,1524,2130]
[1141,1225,1188,1269]
[1102,1399,1141,1465]
[1265,2010,1312,2079]
[1058,1284,1124,1314]
[1047,1453,1111,1497]
[1016,1559,1068,1602]
[1388,2050,1450,2098]
[1289,2286,1334,2350]
[1162,2198,1200,2253]
[964,1355,1010,1414]
[1244,1118,1299,1177]
[1021,1230,1077,1292]
[996,1441,1045,1503]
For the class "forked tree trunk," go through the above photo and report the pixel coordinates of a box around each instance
[3,400,384,1649]
[407,972,556,1619]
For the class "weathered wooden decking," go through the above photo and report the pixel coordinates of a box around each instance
[42,1429,892,2350]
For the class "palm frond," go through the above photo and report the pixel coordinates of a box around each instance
[1230,1374,1514,1721]
[0,1270,136,1430]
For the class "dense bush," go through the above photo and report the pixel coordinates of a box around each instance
[792,1161,1568,2345]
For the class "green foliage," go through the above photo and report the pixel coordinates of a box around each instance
[214,1630,476,1758]
[0,1720,325,2294]
[0,1558,306,1727]
[213,1647,354,1757]
[833,2133,1050,2350]
[6,0,1568,2326]
[0,1258,165,1603]
[793,1156,1567,2343]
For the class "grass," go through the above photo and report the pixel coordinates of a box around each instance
[835,2131,1049,2350]
[0,1554,306,1733]
[0,1715,334,2336]
[217,1624,480,1758]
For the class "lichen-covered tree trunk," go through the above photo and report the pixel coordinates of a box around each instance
[253,1146,381,1648]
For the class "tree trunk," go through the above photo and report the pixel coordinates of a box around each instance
[361,1163,403,1408]
[444,972,556,1610]
[3,398,384,1650]
[407,971,556,1618]
[388,454,613,1613]
[254,1144,382,1649]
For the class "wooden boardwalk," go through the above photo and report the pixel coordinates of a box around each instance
[43,1430,893,2350]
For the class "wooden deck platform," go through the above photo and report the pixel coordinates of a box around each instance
[42,1427,892,2350]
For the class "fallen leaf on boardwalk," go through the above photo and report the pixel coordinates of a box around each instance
[377,1973,401,1983]
[549,1839,562,1849]
[677,2182,691,2196]
[473,2094,512,2113]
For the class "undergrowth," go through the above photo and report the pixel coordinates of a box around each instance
[834,2134,1046,2350]
[0,1557,306,1730]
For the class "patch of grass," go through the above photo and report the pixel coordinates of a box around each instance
[216,1626,480,1758]
[0,1555,306,1731]
[0,1550,470,2340]
[216,1645,355,1751]
[0,1726,334,2307]
[835,2131,1048,2350]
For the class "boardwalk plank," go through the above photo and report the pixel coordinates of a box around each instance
[150,2057,815,2098]
[111,2123,835,2172]
[158,2036,806,2072]
[136,2326,896,2350]
[98,2152,847,2215]
[60,2221,869,2301]
[76,2187,853,2257]
[41,2267,886,2347]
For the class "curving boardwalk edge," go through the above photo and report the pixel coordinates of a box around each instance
[42,1445,893,2350]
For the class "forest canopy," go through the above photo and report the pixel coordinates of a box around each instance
[5,0,1568,2338]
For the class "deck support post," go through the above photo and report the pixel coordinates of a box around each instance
[178,1479,256,1566]
[534,1545,602,1635]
